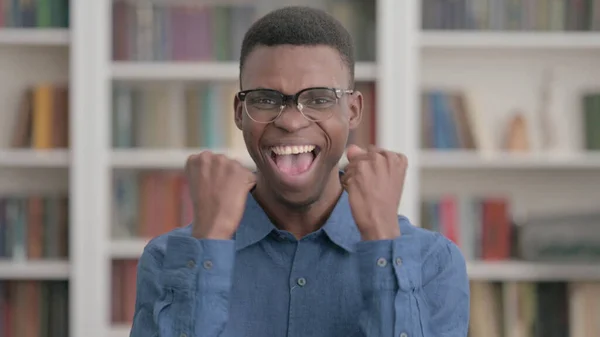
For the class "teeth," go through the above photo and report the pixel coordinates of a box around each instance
[271,145,316,155]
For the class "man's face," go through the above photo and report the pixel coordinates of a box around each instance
[235,45,363,207]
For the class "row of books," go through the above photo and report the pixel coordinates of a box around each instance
[112,170,192,239]
[10,84,70,150]
[0,0,69,28]
[421,88,600,153]
[112,82,242,150]
[422,0,600,31]
[111,0,375,62]
[423,195,600,263]
[0,195,69,261]
[469,280,600,337]
[4,83,593,155]
[111,82,376,152]
[0,280,69,337]
[421,195,512,261]
[582,92,600,150]
[420,90,478,150]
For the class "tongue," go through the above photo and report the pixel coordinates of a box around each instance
[274,153,314,175]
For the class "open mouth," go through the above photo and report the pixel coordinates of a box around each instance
[268,145,321,177]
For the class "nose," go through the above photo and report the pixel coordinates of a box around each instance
[272,104,312,132]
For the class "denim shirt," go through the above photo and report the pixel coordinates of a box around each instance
[129,190,470,337]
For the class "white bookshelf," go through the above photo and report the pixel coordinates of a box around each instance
[1,0,599,337]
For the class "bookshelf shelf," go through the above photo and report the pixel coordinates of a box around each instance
[421,31,600,50]
[110,148,255,169]
[0,28,69,46]
[110,61,378,81]
[467,261,600,281]
[419,150,600,170]
[0,260,70,280]
[0,149,70,167]
[110,149,351,169]
[108,324,130,337]
[110,239,148,259]
[110,239,600,282]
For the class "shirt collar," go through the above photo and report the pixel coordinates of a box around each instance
[234,176,361,252]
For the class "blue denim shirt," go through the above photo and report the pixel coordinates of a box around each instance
[130,190,470,337]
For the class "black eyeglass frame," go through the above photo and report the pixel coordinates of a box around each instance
[236,86,355,123]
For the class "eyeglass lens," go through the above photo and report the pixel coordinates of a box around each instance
[244,88,338,123]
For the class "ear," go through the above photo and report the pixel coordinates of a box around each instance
[347,90,363,130]
[234,92,243,131]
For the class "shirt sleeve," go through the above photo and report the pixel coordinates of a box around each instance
[355,222,470,337]
[129,234,236,337]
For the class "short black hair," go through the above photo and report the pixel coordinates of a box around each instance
[239,6,355,85]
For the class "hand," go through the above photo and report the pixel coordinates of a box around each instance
[185,151,256,239]
[341,144,407,241]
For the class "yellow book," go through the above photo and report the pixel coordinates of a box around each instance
[32,85,54,149]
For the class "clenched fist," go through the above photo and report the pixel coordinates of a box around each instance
[341,144,407,241]
[184,151,256,240]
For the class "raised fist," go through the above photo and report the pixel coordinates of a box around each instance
[184,151,256,239]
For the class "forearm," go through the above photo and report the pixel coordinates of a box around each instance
[356,230,470,337]
[356,235,421,337]
[130,235,236,337]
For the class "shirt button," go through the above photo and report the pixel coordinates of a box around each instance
[186,260,195,268]
[203,260,213,269]
[377,257,387,267]
[297,277,307,286]
[180,334,187,337]
[400,333,408,337]
[395,257,403,266]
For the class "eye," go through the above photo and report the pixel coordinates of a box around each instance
[309,97,335,105]
[252,98,277,105]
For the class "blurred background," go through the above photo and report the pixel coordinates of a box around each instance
[0,0,599,336]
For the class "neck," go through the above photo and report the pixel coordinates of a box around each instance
[252,169,343,239]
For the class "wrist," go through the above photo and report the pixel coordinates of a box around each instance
[358,218,400,241]
[192,220,236,240]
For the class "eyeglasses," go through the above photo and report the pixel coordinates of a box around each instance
[236,87,354,123]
